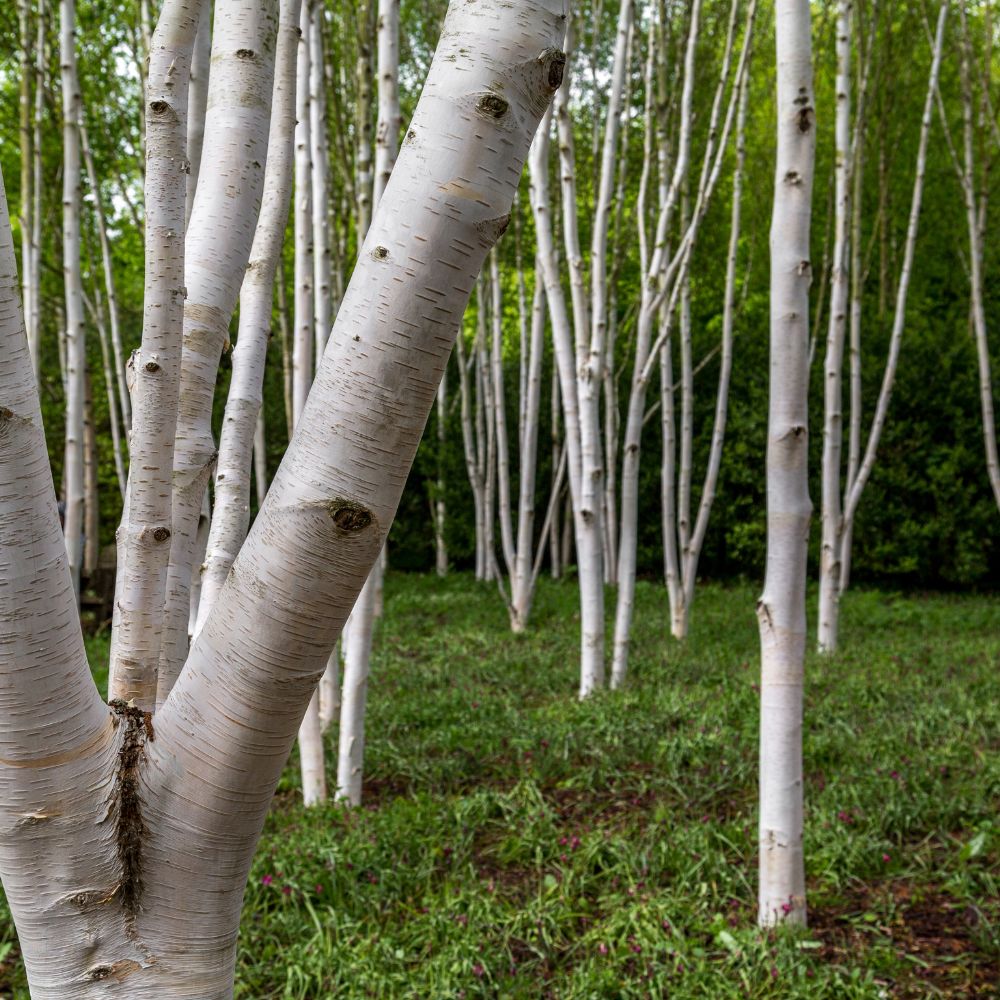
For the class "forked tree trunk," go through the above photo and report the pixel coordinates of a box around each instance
[838,5,947,596]
[757,0,814,928]
[0,0,564,991]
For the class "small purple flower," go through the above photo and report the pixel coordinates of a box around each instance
[472,964,484,978]
[598,943,609,956]
[261,874,273,886]
[882,852,891,863]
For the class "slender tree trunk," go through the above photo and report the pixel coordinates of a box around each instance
[60,0,86,598]
[334,0,400,805]
[509,273,546,629]
[186,0,211,225]
[110,2,199,698]
[157,0,279,704]
[254,409,268,506]
[83,372,99,581]
[817,0,852,653]
[310,1,331,360]
[839,5,948,580]
[529,102,602,697]
[678,50,752,638]
[197,0,301,633]
[435,372,448,576]
[956,5,1000,511]
[81,124,131,437]
[556,33,605,696]
[29,0,46,384]
[757,0,814,929]
[18,0,37,377]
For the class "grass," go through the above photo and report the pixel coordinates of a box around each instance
[0,575,998,997]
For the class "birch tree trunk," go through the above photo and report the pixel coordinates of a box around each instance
[17,0,38,378]
[0,0,564,987]
[529,101,603,697]
[197,0,301,633]
[157,0,279,704]
[956,5,1000,512]
[60,0,86,598]
[757,0,814,928]
[109,0,203,709]
[838,5,947,589]
[435,373,448,576]
[333,0,401,806]
[817,0,852,653]
[186,0,212,225]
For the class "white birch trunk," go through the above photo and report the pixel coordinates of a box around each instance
[109,0,205,710]
[956,5,1000,512]
[60,0,86,598]
[310,1,331,360]
[817,0,852,653]
[757,0,814,928]
[157,0,279,704]
[435,373,448,576]
[197,0,301,633]
[81,125,131,438]
[185,0,212,226]
[551,32,605,695]
[333,0,401,805]
[838,5,947,583]
[529,104,602,697]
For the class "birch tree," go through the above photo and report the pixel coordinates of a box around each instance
[757,0,814,928]
[820,4,947,650]
[0,0,564,991]
[60,0,86,596]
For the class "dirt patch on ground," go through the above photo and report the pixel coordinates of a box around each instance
[810,880,999,997]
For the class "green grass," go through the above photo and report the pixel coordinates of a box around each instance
[1,576,998,997]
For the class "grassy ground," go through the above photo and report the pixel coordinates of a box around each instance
[0,576,998,998]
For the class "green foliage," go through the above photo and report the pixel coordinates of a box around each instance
[5,576,997,996]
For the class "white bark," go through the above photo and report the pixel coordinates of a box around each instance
[109,0,204,709]
[955,4,1000,511]
[333,0,401,805]
[186,0,212,226]
[60,0,85,598]
[551,28,605,695]
[310,1,332,360]
[435,372,448,576]
[197,0,301,633]
[838,5,948,586]
[253,409,268,506]
[529,102,602,697]
[817,0,853,653]
[157,0,280,704]
[81,124,131,439]
[757,0,814,929]
[613,0,754,681]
